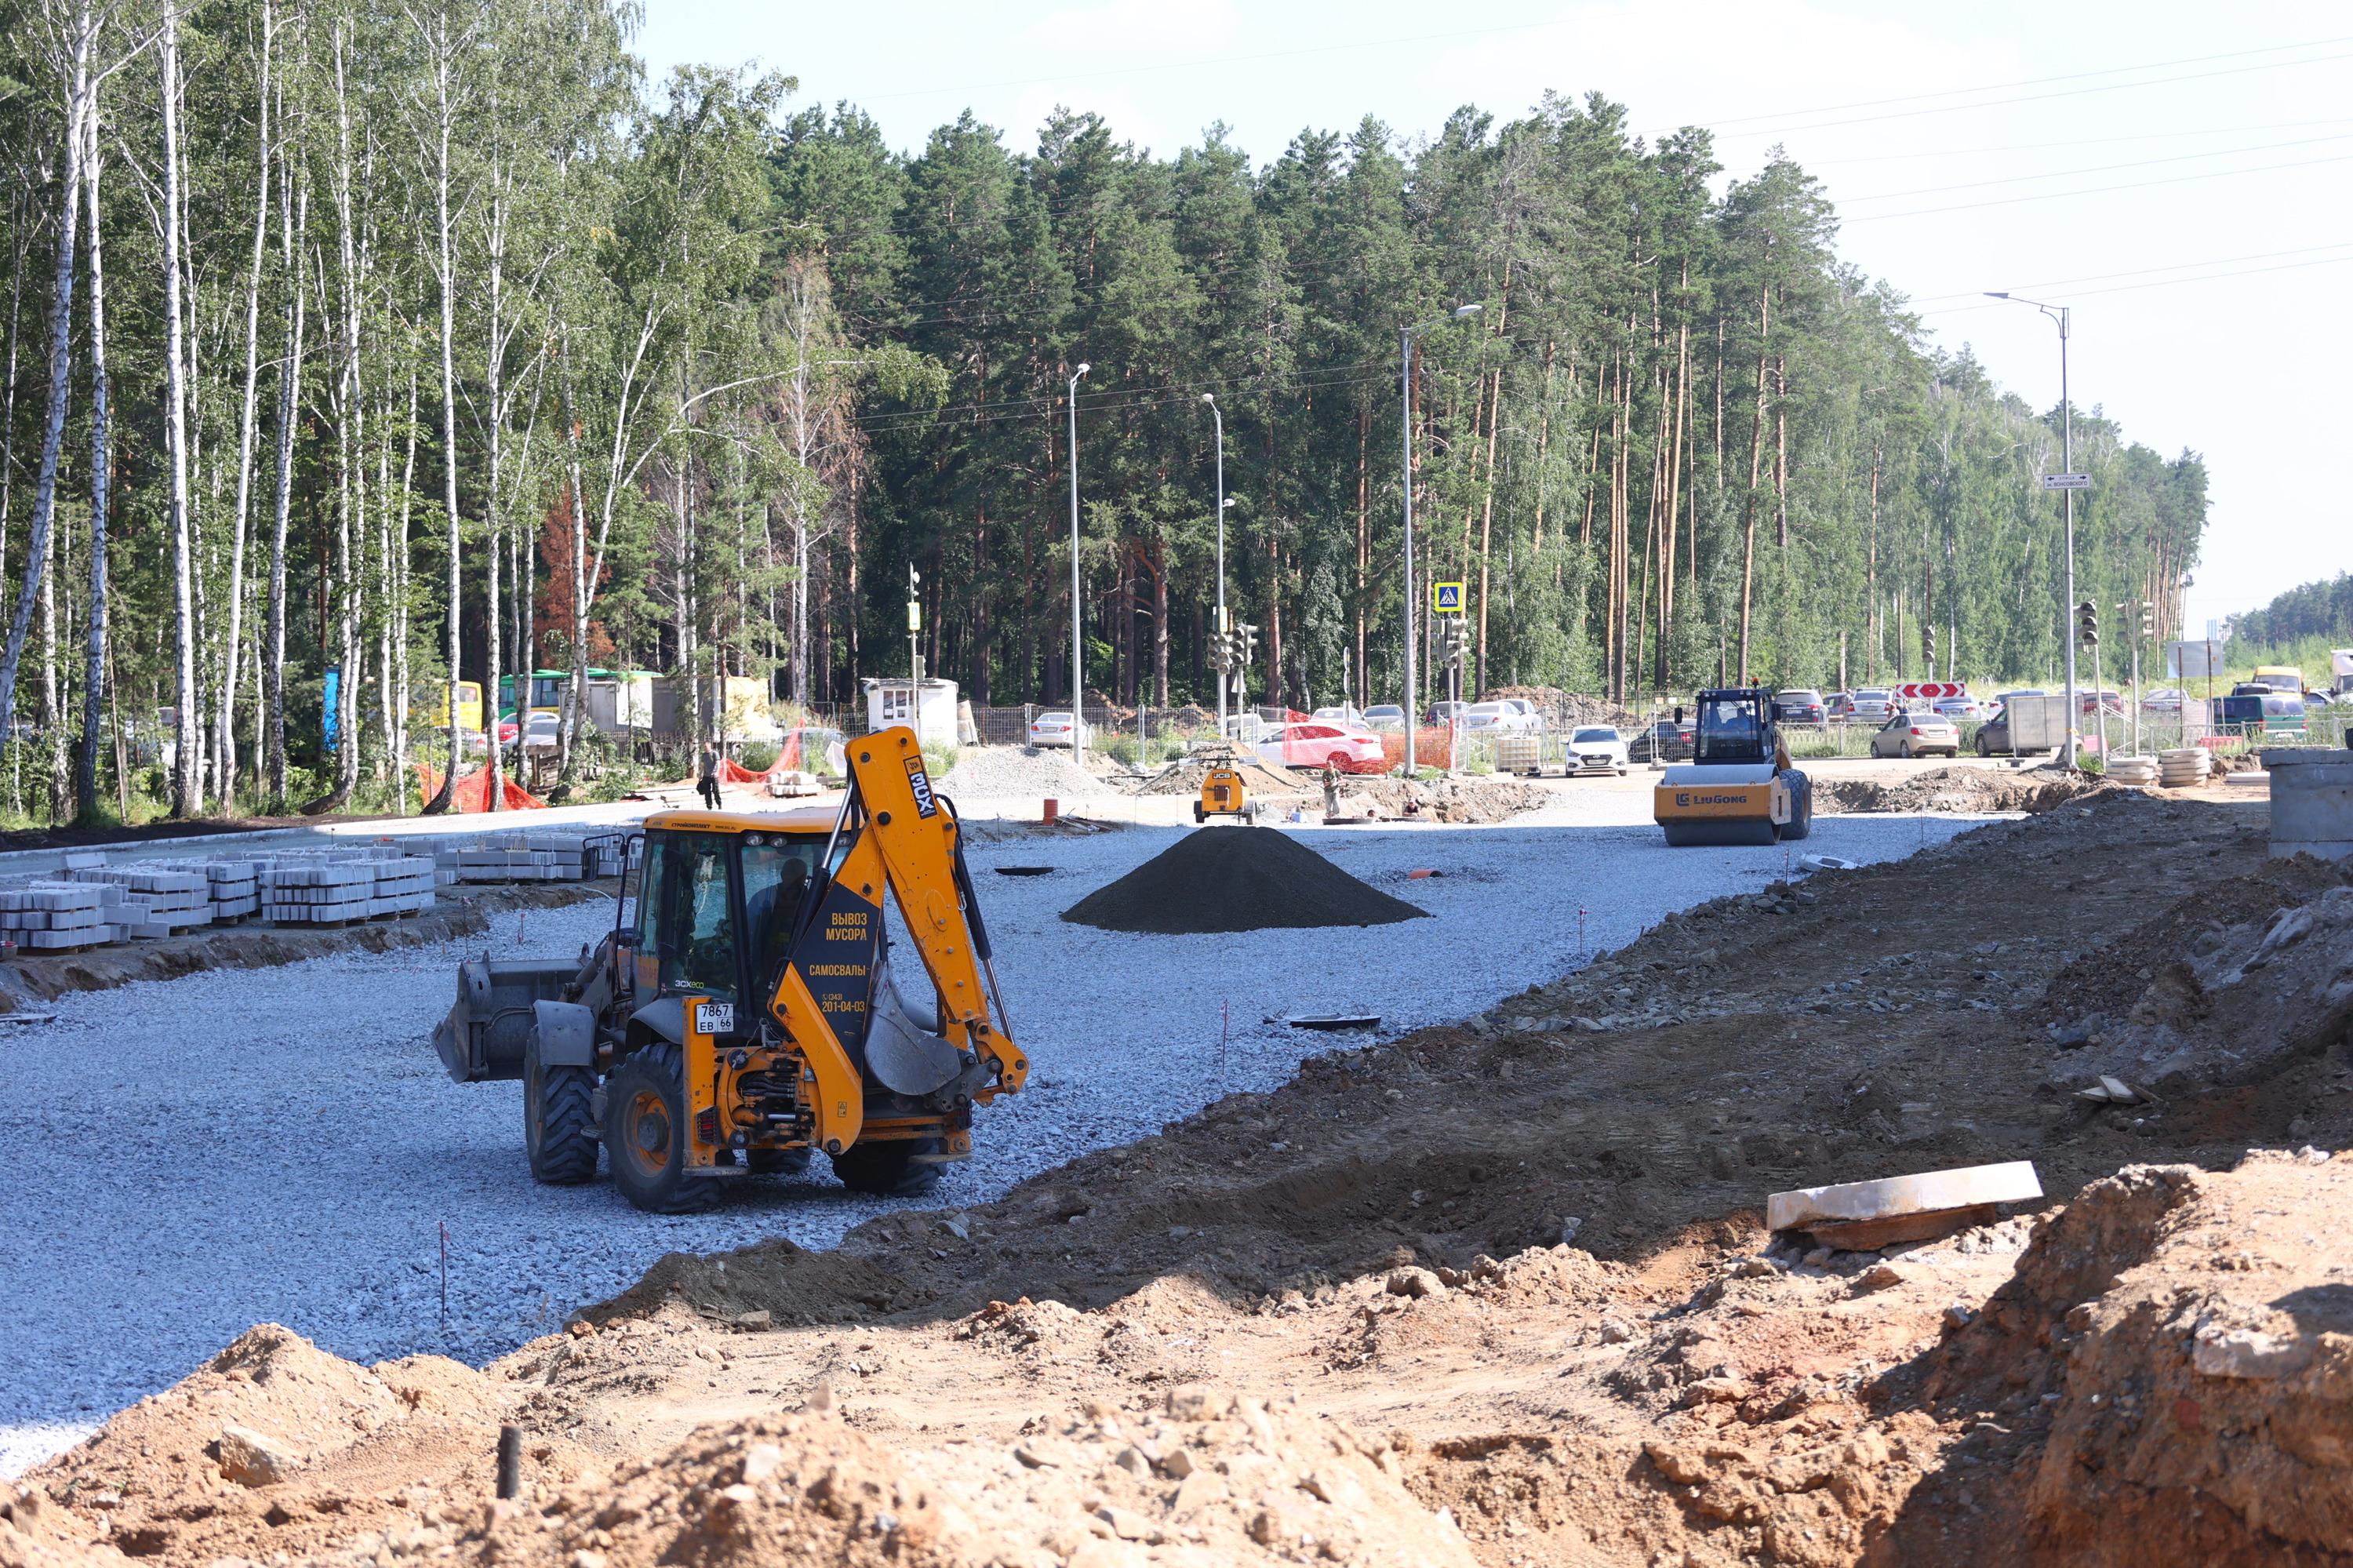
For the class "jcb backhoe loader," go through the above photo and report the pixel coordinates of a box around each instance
[430,726,1027,1213]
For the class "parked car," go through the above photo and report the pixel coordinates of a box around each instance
[1773,689,1827,725]
[1567,725,1630,776]
[519,711,562,751]
[1849,687,1896,720]
[1425,700,1469,726]
[1311,705,1364,726]
[1627,716,1695,763]
[2140,687,2185,712]
[1028,710,1078,748]
[1361,704,1407,731]
[1501,697,1544,723]
[1461,700,1540,734]
[1256,721,1387,773]
[1931,693,1987,721]
[1824,692,1856,719]
[1871,709,1960,759]
[2080,689,2124,715]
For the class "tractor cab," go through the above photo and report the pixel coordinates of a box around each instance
[1691,688,1788,769]
[616,808,847,1031]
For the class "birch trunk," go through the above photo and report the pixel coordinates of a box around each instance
[214,0,273,803]
[75,99,110,818]
[0,13,92,758]
[263,155,307,810]
[160,1,200,814]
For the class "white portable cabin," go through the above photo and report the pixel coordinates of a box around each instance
[863,678,960,746]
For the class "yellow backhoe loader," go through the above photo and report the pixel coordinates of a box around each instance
[431,725,1027,1212]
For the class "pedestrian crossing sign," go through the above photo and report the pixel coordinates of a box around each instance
[1432,580,1465,615]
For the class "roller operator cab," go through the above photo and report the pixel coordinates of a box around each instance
[431,726,1027,1213]
[1652,688,1814,848]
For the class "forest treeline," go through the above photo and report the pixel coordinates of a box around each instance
[0,0,2209,822]
[2231,574,2353,658]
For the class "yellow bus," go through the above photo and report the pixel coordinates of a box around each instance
[429,680,484,734]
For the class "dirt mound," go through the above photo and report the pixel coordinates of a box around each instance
[2039,868,2353,1095]
[1816,766,2111,815]
[1338,777,1545,824]
[1060,826,1428,933]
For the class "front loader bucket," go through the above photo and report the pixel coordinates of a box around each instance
[433,956,578,1082]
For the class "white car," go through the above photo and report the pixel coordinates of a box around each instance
[1027,711,1078,748]
[1568,725,1629,776]
[1255,722,1387,774]
[1311,705,1364,726]
[1361,704,1407,732]
[519,711,561,751]
[1460,700,1540,734]
[2140,687,2185,712]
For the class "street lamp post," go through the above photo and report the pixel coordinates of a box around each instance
[1068,362,1089,754]
[1401,304,1481,776]
[1986,292,2078,768]
[1203,393,1227,738]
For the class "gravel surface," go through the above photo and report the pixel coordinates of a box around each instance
[0,812,1985,1475]
[939,745,1118,799]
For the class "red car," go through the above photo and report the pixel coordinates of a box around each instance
[1256,722,1387,773]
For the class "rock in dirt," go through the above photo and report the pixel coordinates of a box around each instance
[1816,766,2111,816]
[214,1423,298,1486]
[1060,825,1428,933]
[1385,1267,1446,1298]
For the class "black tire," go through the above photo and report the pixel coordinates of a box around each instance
[829,1139,941,1198]
[1193,802,1206,823]
[604,1045,722,1214]
[524,1035,598,1185]
[1781,770,1813,842]
[747,1147,811,1176]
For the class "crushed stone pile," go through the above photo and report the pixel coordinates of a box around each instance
[936,745,1117,799]
[1060,825,1427,933]
[1816,766,2111,815]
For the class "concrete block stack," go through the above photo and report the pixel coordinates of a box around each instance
[206,860,260,922]
[0,883,118,949]
[69,864,214,939]
[369,855,437,914]
[260,859,380,923]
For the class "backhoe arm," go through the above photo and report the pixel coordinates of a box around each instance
[763,726,1026,1156]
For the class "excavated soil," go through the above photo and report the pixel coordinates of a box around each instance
[1059,825,1428,933]
[16,791,2353,1568]
[1815,766,2113,815]
[1335,777,1548,824]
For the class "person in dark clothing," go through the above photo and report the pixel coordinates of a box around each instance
[696,744,722,809]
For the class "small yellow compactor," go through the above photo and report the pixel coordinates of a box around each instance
[1195,754,1264,824]
[432,726,1025,1211]
[1653,687,1814,847]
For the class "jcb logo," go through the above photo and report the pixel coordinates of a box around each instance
[904,756,938,818]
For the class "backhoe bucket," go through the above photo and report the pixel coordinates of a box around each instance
[433,956,577,1083]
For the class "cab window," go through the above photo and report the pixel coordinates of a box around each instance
[639,831,738,997]
[740,835,834,990]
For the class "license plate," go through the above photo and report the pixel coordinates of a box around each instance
[693,1000,736,1035]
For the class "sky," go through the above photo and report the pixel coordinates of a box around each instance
[635,0,2353,641]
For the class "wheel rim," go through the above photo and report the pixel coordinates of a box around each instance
[624,1089,672,1176]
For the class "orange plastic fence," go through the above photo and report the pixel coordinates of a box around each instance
[414,763,547,812]
[713,731,821,785]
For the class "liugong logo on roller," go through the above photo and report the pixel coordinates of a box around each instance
[1675,791,1751,807]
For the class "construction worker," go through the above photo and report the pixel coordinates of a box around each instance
[696,744,722,809]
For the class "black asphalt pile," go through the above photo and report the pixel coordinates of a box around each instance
[1060,825,1428,933]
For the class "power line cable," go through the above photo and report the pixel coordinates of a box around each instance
[1907,239,2353,303]
[1845,147,2353,222]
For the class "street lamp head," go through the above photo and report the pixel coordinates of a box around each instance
[1074,362,1090,377]
[1202,392,1214,405]
[1984,291,2009,300]
[1222,497,1235,508]
[1453,304,1483,318]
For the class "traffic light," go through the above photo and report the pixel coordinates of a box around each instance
[2138,599,2155,637]
[2077,600,2098,648]
[1237,622,1259,671]
[1442,619,1469,669]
